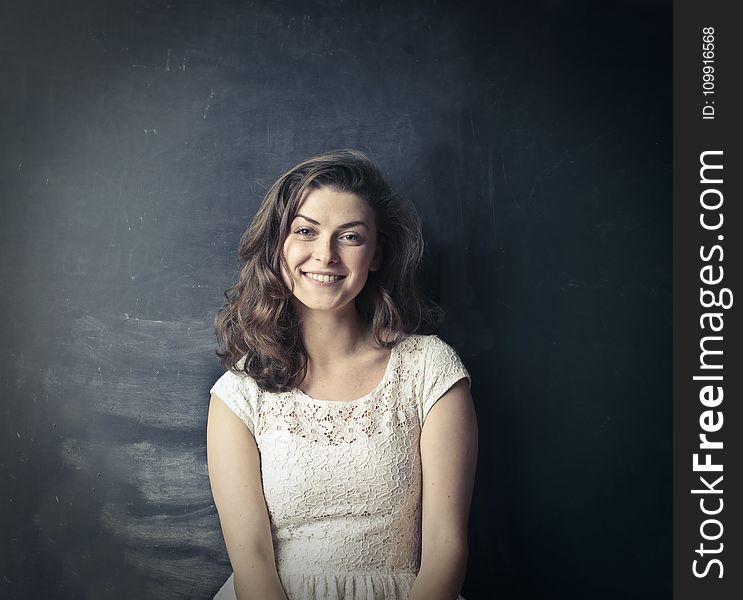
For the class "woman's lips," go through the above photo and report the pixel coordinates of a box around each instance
[301,271,346,285]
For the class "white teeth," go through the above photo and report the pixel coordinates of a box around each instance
[303,272,342,282]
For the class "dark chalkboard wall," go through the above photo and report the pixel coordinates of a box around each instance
[1,0,671,598]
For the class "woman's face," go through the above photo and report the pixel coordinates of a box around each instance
[281,186,380,316]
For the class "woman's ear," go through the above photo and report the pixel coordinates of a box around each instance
[370,237,383,272]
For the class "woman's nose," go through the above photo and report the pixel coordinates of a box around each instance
[312,236,339,264]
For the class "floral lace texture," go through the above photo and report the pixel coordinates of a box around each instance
[211,334,470,600]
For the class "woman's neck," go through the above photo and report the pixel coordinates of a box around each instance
[296,303,370,368]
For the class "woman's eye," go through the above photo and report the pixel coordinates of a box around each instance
[341,233,362,242]
[294,227,314,236]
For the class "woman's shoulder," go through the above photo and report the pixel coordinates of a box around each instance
[397,332,457,354]
[210,357,263,433]
[211,357,261,398]
[386,333,471,421]
[402,333,469,377]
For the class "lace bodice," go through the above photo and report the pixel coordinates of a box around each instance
[210,334,470,600]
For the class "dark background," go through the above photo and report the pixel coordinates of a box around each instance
[1,0,671,598]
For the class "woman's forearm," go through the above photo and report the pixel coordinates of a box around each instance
[409,541,468,600]
[233,566,290,600]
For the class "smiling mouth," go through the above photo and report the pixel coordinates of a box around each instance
[301,271,346,283]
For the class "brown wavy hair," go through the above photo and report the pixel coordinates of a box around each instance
[214,149,443,392]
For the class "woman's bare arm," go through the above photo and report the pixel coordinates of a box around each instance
[410,378,478,600]
[207,393,289,600]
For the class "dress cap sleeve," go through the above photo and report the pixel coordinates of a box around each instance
[210,360,260,435]
[421,335,471,423]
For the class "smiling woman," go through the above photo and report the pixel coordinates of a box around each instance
[207,150,478,600]
[281,187,381,316]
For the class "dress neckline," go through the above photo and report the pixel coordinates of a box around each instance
[291,337,404,405]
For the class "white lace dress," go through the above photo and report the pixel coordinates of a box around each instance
[211,334,470,600]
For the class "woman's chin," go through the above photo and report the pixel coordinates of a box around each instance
[292,297,360,318]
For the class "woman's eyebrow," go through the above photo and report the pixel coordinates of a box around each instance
[294,213,369,230]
